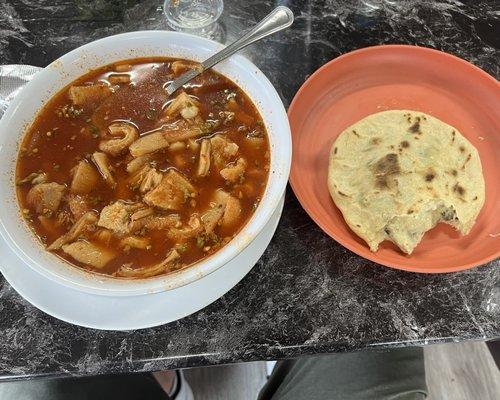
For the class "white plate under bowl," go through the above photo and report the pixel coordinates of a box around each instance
[0,196,284,330]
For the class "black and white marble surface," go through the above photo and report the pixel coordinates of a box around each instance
[0,0,499,380]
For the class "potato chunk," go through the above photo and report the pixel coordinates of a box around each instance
[129,132,170,157]
[62,240,116,269]
[70,160,99,194]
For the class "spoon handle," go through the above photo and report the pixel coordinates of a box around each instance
[166,6,294,96]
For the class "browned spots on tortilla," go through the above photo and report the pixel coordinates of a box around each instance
[334,147,338,154]
[370,137,381,145]
[451,130,456,143]
[425,171,436,182]
[390,145,395,149]
[461,153,472,169]
[352,130,360,137]
[459,145,465,152]
[408,121,422,135]
[400,140,410,148]
[453,183,465,196]
[473,196,478,201]
[373,153,400,189]
[337,191,348,197]
[451,169,458,176]
[407,209,414,214]
[356,224,361,227]
[414,136,420,140]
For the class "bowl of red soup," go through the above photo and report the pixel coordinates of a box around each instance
[0,31,291,296]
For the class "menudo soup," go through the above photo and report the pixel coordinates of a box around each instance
[16,58,270,278]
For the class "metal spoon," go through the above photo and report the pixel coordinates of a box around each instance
[165,6,294,96]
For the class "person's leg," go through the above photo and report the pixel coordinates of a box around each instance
[0,372,170,400]
[258,347,427,400]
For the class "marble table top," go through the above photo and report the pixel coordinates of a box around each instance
[0,0,498,380]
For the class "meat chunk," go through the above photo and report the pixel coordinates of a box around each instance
[221,194,242,227]
[161,123,203,143]
[144,169,196,211]
[70,160,99,194]
[129,207,154,222]
[107,73,131,84]
[171,60,200,75]
[62,240,116,269]
[214,190,242,228]
[97,201,145,235]
[129,213,181,232]
[201,190,242,233]
[220,157,246,183]
[129,122,204,157]
[99,121,139,156]
[210,135,239,169]
[201,202,225,233]
[126,154,153,173]
[17,172,47,185]
[68,83,112,108]
[167,215,203,240]
[137,214,181,231]
[93,229,113,246]
[197,139,211,177]
[164,92,200,120]
[96,203,174,236]
[139,167,163,193]
[92,152,116,188]
[27,182,65,215]
[129,165,163,193]
[67,194,92,220]
[116,249,180,278]
[48,211,98,250]
[129,131,170,157]
[120,236,150,250]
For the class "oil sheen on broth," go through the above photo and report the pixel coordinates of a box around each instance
[16,58,270,278]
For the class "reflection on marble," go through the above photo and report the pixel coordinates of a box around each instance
[0,0,498,380]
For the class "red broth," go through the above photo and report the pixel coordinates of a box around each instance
[16,58,270,278]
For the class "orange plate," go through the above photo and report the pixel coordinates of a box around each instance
[288,45,500,273]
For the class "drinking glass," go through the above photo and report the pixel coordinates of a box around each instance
[163,0,224,40]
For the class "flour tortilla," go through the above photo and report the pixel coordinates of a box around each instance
[327,110,485,254]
